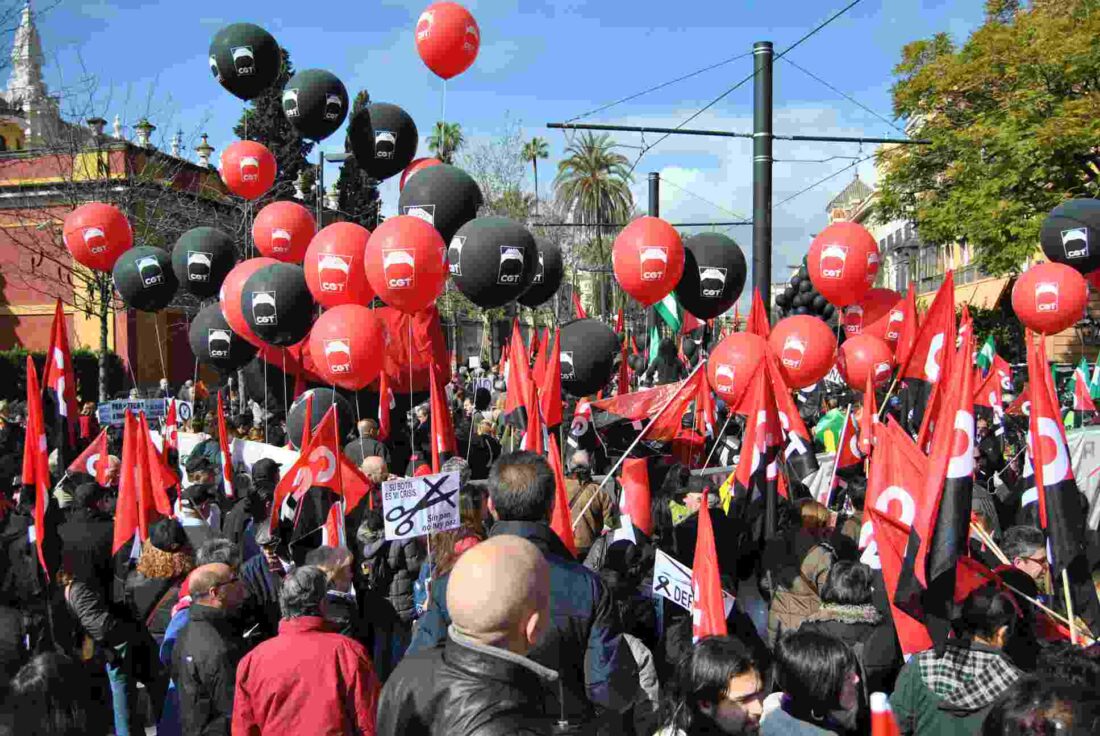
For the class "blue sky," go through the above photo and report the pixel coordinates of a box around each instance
[25,0,986,285]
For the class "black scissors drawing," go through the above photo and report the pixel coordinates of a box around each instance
[385,475,459,537]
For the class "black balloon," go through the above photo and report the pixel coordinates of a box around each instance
[241,263,315,346]
[348,102,418,181]
[675,232,748,319]
[397,164,482,243]
[558,319,619,397]
[282,69,348,141]
[1040,199,1100,274]
[812,295,827,311]
[822,304,836,319]
[286,388,354,450]
[189,303,257,373]
[799,279,813,293]
[209,23,281,101]
[172,227,237,298]
[449,217,537,308]
[517,238,563,308]
[792,306,809,315]
[774,292,790,308]
[113,246,177,312]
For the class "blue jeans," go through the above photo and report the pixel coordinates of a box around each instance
[106,643,137,736]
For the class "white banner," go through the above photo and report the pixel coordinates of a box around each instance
[652,549,735,616]
[382,471,461,541]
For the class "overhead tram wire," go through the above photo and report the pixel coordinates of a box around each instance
[773,152,876,210]
[657,177,753,232]
[779,57,906,136]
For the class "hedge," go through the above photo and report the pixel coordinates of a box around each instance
[0,348,125,402]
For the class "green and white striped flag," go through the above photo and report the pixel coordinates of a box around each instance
[1073,357,1092,398]
[976,335,996,374]
[1091,352,1100,399]
[654,292,683,333]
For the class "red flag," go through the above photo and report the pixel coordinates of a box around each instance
[136,414,176,524]
[646,369,708,442]
[870,693,902,736]
[572,291,588,319]
[746,288,770,338]
[958,303,972,343]
[620,458,652,536]
[547,433,577,556]
[630,335,639,356]
[520,374,545,455]
[22,357,50,573]
[67,429,110,486]
[835,409,864,474]
[377,371,392,442]
[614,308,624,333]
[870,507,934,655]
[503,319,532,429]
[617,337,630,397]
[861,371,877,457]
[992,354,1013,388]
[163,399,179,461]
[681,311,704,335]
[540,328,564,429]
[973,362,1004,415]
[1074,368,1097,412]
[694,375,716,439]
[43,299,77,452]
[532,329,550,387]
[429,364,457,472]
[902,272,955,434]
[113,410,141,555]
[894,285,918,369]
[216,392,235,499]
[322,499,346,548]
[691,489,728,642]
[732,302,741,333]
[300,392,314,449]
[764,351,819,484]
[729,364,782,502]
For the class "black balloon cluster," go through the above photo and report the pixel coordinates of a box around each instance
[773,258,837,322]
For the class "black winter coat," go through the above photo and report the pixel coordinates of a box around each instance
[361,533,424,624]
[410,521,639,725]
[324,588,402,683]
[239,554,282,642]
[378,626,559,736]
[125,571,185,643]
[57,509,114,595]
[798,603,900,695]
[172,604,243,736]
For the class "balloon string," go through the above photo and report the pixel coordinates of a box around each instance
[408,317,415,465]
[152,317,168,385]
[263,353,268,443]
[441,78,447,132]
[281,349,289,432]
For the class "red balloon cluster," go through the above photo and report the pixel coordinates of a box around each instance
[707,333,767,404]
[842,288,902,341]
[304,223,375,308]
[807,222,880,307]
[308,305,384,390]
[768,316,837,389]
[1012,262,1089,335]
[400,157,443,191]
[364,215,447,314]
[612,216,685,307]
[415,2,480,80]
[63,203,132,272]
[220,257,279,347]
[253,201,316,263]
[220,141,277,200]
[837,334,894,390]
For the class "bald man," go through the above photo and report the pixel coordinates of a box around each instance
[172,563,246,736]
[377,536,559,736]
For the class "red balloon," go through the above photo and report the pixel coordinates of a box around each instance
[837,334,894,390]
[253,201,316,263]
[399,157,443,191]
[219,140,277,201]
[308,305,384,390]
[415,2,480,80]
[842,288,902,341]
[807,222,880,307]
[1087,270,1100,291]
[612,216,685,307]
[768,316,837,389]
[1011,262,1089,335]
[707,333,768,404]
[364,215,447,314]
[220,257,279,348]
[63,203,132,272]
[303,223,375,308]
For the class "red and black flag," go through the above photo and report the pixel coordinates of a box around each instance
[728,364,781,506]
[893,284,918,370]
[899,271,955,435]
[429,364,457,472]
[547,433,577,556]
[67,429,110,486]
[503,319,532,430]
[540,328,563,430]
[216,392,235,499]
[691,489,728,642]
[23,357,51,573]
[42,299,78,466]
[765,350,818,485]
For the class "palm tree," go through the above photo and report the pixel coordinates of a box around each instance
[521,136,550,215]
[428,122,464,164]
[554,132,634,315]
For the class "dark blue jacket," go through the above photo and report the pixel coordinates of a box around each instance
[409,520,638,722]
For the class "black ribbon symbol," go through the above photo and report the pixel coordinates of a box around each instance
[654,574,672,597]
[386,475,459,537]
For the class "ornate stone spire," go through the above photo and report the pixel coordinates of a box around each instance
[6,1,47,111]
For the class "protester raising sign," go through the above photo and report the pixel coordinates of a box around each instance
[381,471,461,541]
[652,549,735,617]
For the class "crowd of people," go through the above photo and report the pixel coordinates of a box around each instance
[0,362,1098,736]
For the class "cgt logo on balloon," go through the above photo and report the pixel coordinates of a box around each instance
[239,156,260,182]
[1035,281,1060,313]
[382,248,416,289]
[781,335,806,370]
[886,308,904,341]
[560,351,576,381]
[639,246,668,282]
[1062,227,1089,260]
[323,338,353,374]
[463,23,480,53]
[251,290,278,325]
[231,46,255,76]
[270,228,293,255]
[207,329,232,359]
[865,251,880,285]
[208,56,222,81]
[403,204,435,226]
[531,253,545,284]
[136,256,164,288]
[282,88,300,118]
[699,267,727,299]
[324,94,343,122]
[873,361,892,383]
[416,10,434,41]
[497,246,525,285]
[843,305,864,336]
[448,237,465,276]
[82,227,107,255]
[714,364,736,394]
[317,253,351,292]
[820,244,848,279]
[187,251,212,282]
[374,130,397,160]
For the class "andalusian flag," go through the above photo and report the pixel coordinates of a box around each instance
[1071,357,1091,399]
[976,335,996,374]
[649,293,684,369]
[1091,352,1100,399]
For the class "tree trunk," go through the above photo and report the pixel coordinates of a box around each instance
[97,278,110,402]
[533,159,539,217]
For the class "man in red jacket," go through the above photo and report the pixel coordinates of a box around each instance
[232,565,381,735]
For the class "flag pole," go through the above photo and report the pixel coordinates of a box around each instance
[1063,568,1078,646]
[571,362,705,529]
[700,411,735,470]
[820,406,851,506]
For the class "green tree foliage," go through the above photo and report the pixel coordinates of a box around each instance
[428,121,464,164]
[521,136,550,214]
[336,90,381,227]
[877,0,1100,276]
[234,48,313,201]
[963,305,1024,364]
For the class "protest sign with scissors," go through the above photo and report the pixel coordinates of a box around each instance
[382,471,461,540]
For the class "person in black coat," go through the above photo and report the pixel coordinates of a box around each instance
[172,563,247,736]
[238,524,288,644]
[343,418,390,467]
[57,482,115,598]
[378,535,560,736]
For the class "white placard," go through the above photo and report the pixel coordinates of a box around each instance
[381,471,461,541]
[652,549,736,616]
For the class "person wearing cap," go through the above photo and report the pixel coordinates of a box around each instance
[565,450,614,559]
[671,475,745,579]
[239,523,290,643]
[177,482,223,554]
[223,460,278,564]
[56,482,115,598]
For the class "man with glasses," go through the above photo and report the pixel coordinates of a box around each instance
[172,563,247,736]
[1001,525,1050,596]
